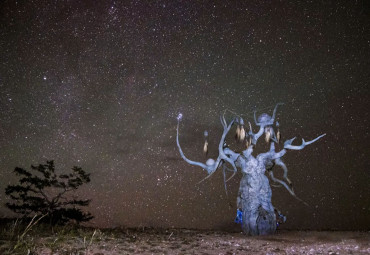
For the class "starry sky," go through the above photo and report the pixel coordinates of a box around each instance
[0,1,369,231]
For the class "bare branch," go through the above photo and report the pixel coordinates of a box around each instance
[269,171,308,206]
[176,119,211,173]
[176,114,237,178]
[284,134,326,150]
[274,158,292,186]
[250,103,283,145]
[257,143,287,164]
[249,125,265,145]
[222,164,228,195]
[271,103,284,123]
[254,103,283,126]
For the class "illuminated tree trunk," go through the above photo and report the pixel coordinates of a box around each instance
[237,169,276,235]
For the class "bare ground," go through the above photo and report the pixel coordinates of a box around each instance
[24,229,370,255]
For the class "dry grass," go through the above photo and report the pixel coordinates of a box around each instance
[0,218,369,254]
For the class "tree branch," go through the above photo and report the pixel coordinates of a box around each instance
[176,113,237,177]
[284,134,326,150]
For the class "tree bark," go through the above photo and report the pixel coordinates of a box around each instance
[237,170,276,235]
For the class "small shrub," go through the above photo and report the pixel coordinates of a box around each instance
[5,160,93,225]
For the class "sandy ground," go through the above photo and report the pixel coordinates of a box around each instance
[34,229,370,255]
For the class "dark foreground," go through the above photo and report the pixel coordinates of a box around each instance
[1,224,369,254]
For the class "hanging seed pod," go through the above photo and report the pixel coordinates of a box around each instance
[235,125,241,141]
[203,130,209,156]
[238,117,245,142]
[203,140,208,156]
[239,126,246,142]
[276,121,280,143]
[265,127,271,143]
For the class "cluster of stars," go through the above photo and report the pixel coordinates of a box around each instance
[0,0,368,231]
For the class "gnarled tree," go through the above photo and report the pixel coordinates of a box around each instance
[176,104,325,235]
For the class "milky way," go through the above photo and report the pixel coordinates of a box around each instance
[0,1,369,230]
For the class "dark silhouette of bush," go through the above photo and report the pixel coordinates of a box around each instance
[5,160,93,225]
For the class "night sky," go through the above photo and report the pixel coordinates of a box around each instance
[0,1,369,231]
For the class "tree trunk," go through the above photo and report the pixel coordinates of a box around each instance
[237,170,276,235]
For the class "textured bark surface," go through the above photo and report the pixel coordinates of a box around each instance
[238,169,276,236]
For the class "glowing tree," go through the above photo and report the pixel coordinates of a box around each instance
[176,104,325,235]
